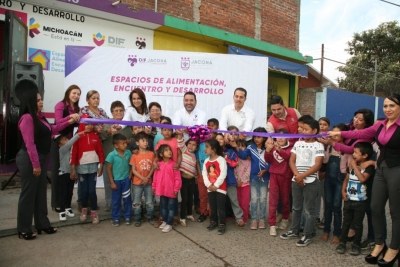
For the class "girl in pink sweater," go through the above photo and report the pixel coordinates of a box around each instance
[152,144,182,233]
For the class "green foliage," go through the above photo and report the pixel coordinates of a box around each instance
[338,21,400,95]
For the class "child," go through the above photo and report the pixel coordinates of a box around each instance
[70,116,105,224]
[207,118,219,139]
[106,134,133,226]
[130,132,156,226]
[321,123,349,244]
[234,139,251,223]
[236,127,270,230]
[316,117,330,227]
[264,129,293,236]
[152,144,182,233]
[153,116,171,148]
[280,117,324,246]
[176,129,198,226]
[56,131,85,221]
[202,139,228,235]
[196,137,210,222]
[155,123,182,226]
[336,142,375,256]
[223,127,246,227]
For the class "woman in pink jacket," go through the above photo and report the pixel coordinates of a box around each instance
[152,144,182,233]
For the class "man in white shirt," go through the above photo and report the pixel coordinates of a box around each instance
[219,88,255,141]
[173,92,207,139]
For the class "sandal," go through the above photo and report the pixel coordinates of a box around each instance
[37,227,57,235]
[18,232,36,240]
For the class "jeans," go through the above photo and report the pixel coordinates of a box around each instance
[132,184,153,221]
[58,173,75,212]
[371,162,400,249]
[291,179,319,237]
[112,178,132,221]
[79,173,97,210]
[102,163,112,207]
[315,178,324,219]
[339,200,367,246]
[208,191,226,225]
[180,178,195,219]
[323,155,344,237]
[160,196,175,226]
[250,179,268,220]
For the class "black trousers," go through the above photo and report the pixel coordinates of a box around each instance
[180,178,195,219]
[50,139,60,209]
[58,173,75,212]
[208,191,226,225]
[339,200,367,246]
[17,149,51,232]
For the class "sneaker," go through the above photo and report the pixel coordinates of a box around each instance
[206,223,218,231]
[280,231,299,240]
[148,216,156,225]
[276,213,282,223]
[159,221,167,229]
[125,218,132,225]
[315,218,321,224]
[270,226,278,236]
[186,215,195,222]
[154,218,163,228]
[279,219,289,230]
[317,219,325,229]
[80,208,87,222]
[134,220,141,227]
[180,219,187,227]
[217,224,226,235]
[162,224,173,233]
[296,235,312,247]
[336,243,346,254]
[258,220,266,229]
[347,235,355,242]
[349,244,361,256]
[104,205,111,212]
[65,208,75,218]
[91,210,99,225]
[112,220,120,227]
[250,220,258,230]
[197,213,207,222]
[237,220,246,228]
[360,238,375,250]
[59,212,67,221]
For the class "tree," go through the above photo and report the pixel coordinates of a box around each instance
[337,21,400,95]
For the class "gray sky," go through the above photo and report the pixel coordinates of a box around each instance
[300,0,400,84]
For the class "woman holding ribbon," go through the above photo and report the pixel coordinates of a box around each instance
[329,94,400,266]
[50,85,81,212]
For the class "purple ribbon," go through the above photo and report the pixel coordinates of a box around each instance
[80,118,328,139]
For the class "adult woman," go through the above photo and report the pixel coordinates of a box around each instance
[78,90,109,210]
[16,81,79,240]
[329,94,400,266]
[51,85,81,213]
[123,88,149,122]
[100,101,133,211]
[147,102,162,147]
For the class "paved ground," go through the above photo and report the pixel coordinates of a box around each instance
[0,176,392,267]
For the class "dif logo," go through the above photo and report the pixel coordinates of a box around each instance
[92,32,125,47]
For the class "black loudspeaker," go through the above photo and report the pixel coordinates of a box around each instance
[11,61,44,106]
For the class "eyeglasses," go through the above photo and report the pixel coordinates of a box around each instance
[150,109,161,113]
[113,109,125,113]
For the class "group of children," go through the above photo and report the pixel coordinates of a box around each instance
[54,112,376,251]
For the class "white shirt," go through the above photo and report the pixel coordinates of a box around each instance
[123,106,149,122]
[172,107,207,127]
[266,108,301,133]
[291,140,324,183]
[219,104,255,140]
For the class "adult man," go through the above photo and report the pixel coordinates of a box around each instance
[173,92,207,130]
[219,87,255,141]
[266,95,301,133]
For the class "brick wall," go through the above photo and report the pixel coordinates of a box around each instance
[123,0,300,51]
[298,88,322,117]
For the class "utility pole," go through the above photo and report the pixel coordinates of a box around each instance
[373,59,378,96]
[320,44,324,87]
